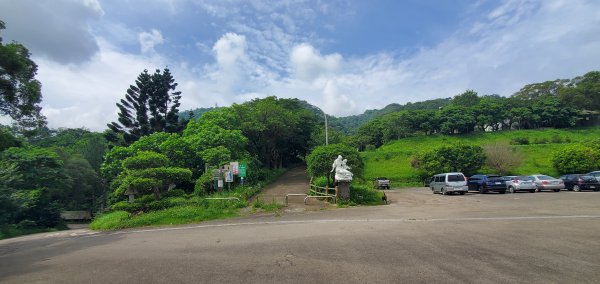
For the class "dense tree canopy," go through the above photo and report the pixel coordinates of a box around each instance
[352,72,598,150]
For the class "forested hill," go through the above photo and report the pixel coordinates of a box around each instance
[182,97,452,134]
[329,98,452,134]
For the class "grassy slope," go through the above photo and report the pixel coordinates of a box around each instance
[362,127,600,186]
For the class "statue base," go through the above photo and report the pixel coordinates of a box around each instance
[336,181,351,201]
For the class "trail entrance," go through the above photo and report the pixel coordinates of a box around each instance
[252,167,334,212]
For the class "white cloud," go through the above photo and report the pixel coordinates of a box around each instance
[139,29,164,54]
[37,38,167,130]
[7,0,600,131]
[290,43,342,81]
[0,0,104,64]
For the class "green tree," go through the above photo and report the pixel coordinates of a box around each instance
[552,144,600,174]
[107,68,185,144]
[0,20,46,131]
[116,151,192,199]
[452,90,480,107]
[411,144,485,177]
[0,126,22,151]
[0,147,66,228]
[306,143,363,183]
[439,105,476,134]
[233,97,317,168]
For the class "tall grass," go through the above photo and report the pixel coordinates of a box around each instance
[362,127,600,186]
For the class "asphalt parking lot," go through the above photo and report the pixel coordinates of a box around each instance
[1,187,600,283]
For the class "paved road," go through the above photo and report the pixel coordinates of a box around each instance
[1,188,600,283]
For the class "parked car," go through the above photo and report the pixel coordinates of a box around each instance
[586,171,600,182]
[430,172,468,195]
[503,175,537,193]
[531,175,564,192]
[559,174,600,192]
[468,174,507,194]
[374,177,390,189]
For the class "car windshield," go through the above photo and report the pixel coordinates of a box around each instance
[447,174,465,182]
[518,176,534,181]
[581,175,596,181]
[376,177,388,180]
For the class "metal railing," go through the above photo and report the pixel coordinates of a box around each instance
[304,195,336,204]
[285,194,307,206]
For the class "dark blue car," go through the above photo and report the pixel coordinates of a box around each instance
[468,174,507,194]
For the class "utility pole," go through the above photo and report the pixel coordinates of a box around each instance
[323,109,329,145]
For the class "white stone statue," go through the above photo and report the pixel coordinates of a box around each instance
[331,155,353,181]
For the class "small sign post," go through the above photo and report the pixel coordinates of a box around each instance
[226,170,233,190]
[238,163,247,178]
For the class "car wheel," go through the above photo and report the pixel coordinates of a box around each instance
[441,188,447,195]
[478,185,485,194]
[499,190,506,194]
[554,188,561,192]
[529,189,536,193]
[431,187,435,192]
[594,189,599,192]
[459,191,465,195]
[573,185,581,192]
[508,186,515,194]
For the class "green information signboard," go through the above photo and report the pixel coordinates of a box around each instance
[238,163,247,178]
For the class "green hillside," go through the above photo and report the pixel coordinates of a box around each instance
[361,127,600,186]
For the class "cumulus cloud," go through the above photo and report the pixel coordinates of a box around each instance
[37,39,167,130]
[139,29,164,54]
[0,0,103,64]
[6,0,600,130]
[290,44,342,81]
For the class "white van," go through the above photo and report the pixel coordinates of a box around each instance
[430,172,468,195]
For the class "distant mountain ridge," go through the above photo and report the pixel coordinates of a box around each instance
[329,98,452,134]
[182,98,453,134]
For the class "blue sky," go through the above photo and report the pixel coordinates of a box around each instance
[1,0,599,130]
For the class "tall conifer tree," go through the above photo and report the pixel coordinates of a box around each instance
[108,68,184,144]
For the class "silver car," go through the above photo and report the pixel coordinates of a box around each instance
[504,175,537,193]
[430,172,468,195]
[531,174,564,192]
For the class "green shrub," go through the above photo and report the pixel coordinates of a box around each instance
[337,184,384,206]
[552,144,600,174]
[306,143,364,178]
[111,201,141,212]
[194,171,215,195]
[163,189,186,198]
[533,137,549,144]
[411,144,485,177]
[551,135,563,144]
[311,176,329,187]
[510,137,530,145]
